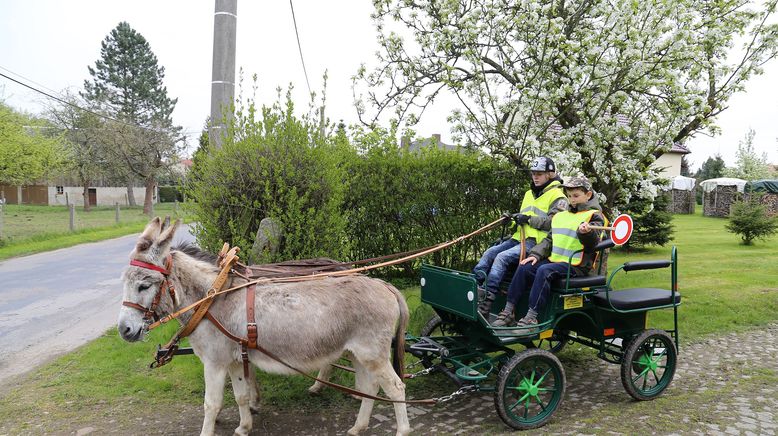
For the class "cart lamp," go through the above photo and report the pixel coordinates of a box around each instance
[603,328,615,337]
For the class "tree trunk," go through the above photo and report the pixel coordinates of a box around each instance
[126,182,137,207]
[82,182,91,212]
[143,176,156,216]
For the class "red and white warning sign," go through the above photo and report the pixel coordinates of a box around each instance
[610,214,633,246]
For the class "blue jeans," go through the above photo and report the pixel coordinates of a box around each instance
[507,260,579,312]
[473,238,536,295]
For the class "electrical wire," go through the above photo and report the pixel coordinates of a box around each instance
[0,69,187,136]
[289,0,312,96]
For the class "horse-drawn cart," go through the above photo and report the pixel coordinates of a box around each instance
[406,239,682,430]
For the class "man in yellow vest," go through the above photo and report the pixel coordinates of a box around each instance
[475,156,567,317]
[492,176,606,327]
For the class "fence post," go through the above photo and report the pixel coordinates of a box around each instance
[115,202,120,224]
[69,204,75,232]
[174,200,179,217]
[0,200,4,239]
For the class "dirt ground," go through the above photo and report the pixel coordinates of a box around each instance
[1,323,777,435]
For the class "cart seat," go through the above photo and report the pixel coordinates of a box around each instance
[551,275,606,290]
[592,288,681,310]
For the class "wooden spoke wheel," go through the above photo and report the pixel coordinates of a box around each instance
[620,329,677,401]
[495,348,566,430]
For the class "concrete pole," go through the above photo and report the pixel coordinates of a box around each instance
[69,204,75,232]
[115,202,120,224]
[209,0,238,150]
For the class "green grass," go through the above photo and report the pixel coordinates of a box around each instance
[0,210,777,428]
[0,203,185,260]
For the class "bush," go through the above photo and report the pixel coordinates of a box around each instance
[184,93,352,263]
[622,189,674,250]
[726,197,778,245]
[158,185,183,203]
[345,126,519,275]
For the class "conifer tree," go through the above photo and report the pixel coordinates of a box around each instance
[82,22,182,213]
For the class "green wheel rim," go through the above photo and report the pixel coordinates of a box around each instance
[503,354,564,426]
[627,334,675,397]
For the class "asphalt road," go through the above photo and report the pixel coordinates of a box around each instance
[0,225,195,387]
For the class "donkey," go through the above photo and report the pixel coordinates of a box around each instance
[118,218,411,436]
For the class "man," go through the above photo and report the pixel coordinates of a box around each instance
[474,156,567,317]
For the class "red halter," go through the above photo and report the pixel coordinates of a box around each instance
[123,255,176,322]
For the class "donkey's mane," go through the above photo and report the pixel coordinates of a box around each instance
[173,242,219,265]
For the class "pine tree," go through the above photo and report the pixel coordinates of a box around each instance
[82,22,176,127]
[82,22,182,213]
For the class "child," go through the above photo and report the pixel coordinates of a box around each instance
[492,176,606,327]
[474,156,567,316]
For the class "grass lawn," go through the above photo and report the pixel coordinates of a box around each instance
[0,203,185,260]
[0,209,777,428]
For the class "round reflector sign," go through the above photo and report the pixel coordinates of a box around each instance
[611,214,633,246]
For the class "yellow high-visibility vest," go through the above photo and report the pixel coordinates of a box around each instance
[513,180,566,241]
[548,209,600,265]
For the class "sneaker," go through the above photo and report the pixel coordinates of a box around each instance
[477,291,495,316]
[516,314,538,326]
[492,310,516,327]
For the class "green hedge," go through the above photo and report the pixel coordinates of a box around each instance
[158,185,183,203]
[345,128,519,274]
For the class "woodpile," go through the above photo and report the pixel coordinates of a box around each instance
[667,189,695,214]
[703,185,740,217]
[745,193,778,217]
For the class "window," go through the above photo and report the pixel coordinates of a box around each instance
[56,186,64,194]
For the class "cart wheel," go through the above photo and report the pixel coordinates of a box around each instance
[494,348,566,430]
[530,330,570,354]
[420,314,456,337]
[419,314,456,369]
[620,329,677,401]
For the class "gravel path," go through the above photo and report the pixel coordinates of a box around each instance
[24,323,776,436]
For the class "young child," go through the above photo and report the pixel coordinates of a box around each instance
[492,176,606,327]
[474,156,567,316]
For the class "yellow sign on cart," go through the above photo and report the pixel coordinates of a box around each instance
[564,295,583,310]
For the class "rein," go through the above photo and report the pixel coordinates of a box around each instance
[124,217,503,404]
[147,217,504,330]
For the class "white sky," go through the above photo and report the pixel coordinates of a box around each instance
[1,0,777,171]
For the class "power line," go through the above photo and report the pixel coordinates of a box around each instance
[0,70,184,136]
[0,65,68,101]
[289,0,312,96]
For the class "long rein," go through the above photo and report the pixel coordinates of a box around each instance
[147,217,505,331]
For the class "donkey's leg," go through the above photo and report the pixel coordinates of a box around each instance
[201,361,228,436]
[373,362,411,436]
[308,363,334,394]
[247,368,261,414]
[228,363,254,436]
[347,360,380,435]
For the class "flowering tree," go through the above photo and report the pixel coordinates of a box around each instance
[356,0,778,211]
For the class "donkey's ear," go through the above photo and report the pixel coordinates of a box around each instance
[137,217,162,252]
[156,219,181,253]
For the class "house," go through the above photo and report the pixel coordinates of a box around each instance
[402,134,461,152]
[0,181,155,206]
[652,143,691,179]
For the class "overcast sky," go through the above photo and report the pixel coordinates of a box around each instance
[1,0,777,171]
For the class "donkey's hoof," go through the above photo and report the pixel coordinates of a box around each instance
[347,425,365,435]
[308,385,323,395]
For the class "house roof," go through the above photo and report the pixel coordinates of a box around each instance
[668,143,691,154]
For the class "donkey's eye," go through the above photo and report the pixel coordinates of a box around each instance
[138,283,151,292]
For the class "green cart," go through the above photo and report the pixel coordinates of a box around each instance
[406,239,681,430]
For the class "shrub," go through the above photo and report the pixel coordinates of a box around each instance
[184,92,353,263]
[158,186,183,203]
[345,126,519,275]
[726,197,778,245]
[621,189,674,250]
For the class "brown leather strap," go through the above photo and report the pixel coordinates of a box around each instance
[246,283,257,349]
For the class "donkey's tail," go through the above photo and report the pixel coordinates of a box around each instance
[386,281,409,380]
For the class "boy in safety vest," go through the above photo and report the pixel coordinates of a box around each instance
[492,176,606,327]
[474,157,567,317]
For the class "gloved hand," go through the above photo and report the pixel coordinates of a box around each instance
[500,212,513,223]
[512,213,530,225]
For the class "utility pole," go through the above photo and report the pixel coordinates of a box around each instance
[209,0,238,150]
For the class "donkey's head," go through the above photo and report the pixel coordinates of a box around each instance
[118,217,180,342]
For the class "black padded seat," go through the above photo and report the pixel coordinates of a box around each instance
[592,288,681,310]
[551,275,606,290]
